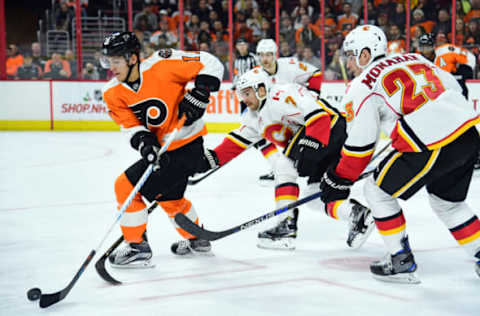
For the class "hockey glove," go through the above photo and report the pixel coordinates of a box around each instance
[306,70,323,94]
[319,167,353,203]
[294,136,326,177]
[196,148,220,173]
[132,131,170,169]
[178,88,210,126]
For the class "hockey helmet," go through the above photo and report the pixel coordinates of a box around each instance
[236,68,270,103]
[418,33,434,47]
[100,32,141,68]
[256,39,278,55]
[342,25,387,69]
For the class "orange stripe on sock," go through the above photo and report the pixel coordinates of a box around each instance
[121,223,147,243]
[115,173,146,213]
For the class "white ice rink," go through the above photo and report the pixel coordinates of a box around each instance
[1,131,479,316]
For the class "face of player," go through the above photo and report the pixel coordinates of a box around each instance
[238,86,266,111]
[259,52,276,73]
[107,55,139,82]
[418,45,435,59]
[345,49,370,77]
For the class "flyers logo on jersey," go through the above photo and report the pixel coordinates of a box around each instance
[130,98,168,128]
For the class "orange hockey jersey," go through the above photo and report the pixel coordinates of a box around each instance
[434,44,470,73]
[102,49,223,150]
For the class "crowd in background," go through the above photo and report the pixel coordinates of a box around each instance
[5,0,480,80]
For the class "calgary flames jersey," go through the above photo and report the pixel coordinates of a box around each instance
[102,49,223,150]
[258,57,317,86]
[213,83,340,166]
[336,53,480,181]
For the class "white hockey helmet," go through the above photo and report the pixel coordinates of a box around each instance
[342,24,387,69]
[256,39,277,55]
[236,68,270,103]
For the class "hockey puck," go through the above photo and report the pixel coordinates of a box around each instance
[27,288,41,301]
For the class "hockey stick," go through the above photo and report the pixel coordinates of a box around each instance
[188,138,266,185]
[174,140,392,241]
[34,117,185,308]
[94,202,158,285]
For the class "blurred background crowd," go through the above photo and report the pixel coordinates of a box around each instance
[4,0,480,81]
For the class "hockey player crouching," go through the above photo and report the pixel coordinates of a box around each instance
[101,32,224,267]
[319,25,480,283]
[254,39,322,185]
[196,68,375,250]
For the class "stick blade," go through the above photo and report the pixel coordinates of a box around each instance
[39,291,64,308]
[174,213,231,241]
[95,257,122,285]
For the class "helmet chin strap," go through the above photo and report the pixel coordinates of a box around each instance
[124,53,139,83]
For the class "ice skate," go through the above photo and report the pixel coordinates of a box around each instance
[109,240,154,269]
[257,208,298,250]
[171,238,212,256]
[347,199,375,249]
[258,171,275,187]
[370,236,420,284]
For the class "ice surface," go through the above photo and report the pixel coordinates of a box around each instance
[1,132,479,316]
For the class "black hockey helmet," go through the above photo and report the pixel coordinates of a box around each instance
[418,33,434,47]
[100,32,141,68]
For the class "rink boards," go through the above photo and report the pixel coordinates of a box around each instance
[0,80,479,132]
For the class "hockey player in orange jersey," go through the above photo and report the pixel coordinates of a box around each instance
[100,32,224,267]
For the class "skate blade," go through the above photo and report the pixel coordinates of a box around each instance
[372,271,421,284]
[109,259,155,269]
[348,216,376,249]
[257,238,296,251]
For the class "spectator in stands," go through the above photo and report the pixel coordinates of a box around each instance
[410,25,427,52]
[295,14,321,51]
[234,15,254,43]
[387,24,406,54]
[293,41,305,60]
[44,52,71,80]
[198,41,210,52]
[325,49,343,80]
[235,0,259,15]
[337,2,359,37]
[375,0,396,19]
[193,0,212,23]
[134,1,158,32]
[150,20,178,48]
[414,0,437,22]
[82,62,100,80]
[464,0,480,23]
[64,49,77,79]
[6,44,24,79]
[410,8,435,38]
[390,2,406,31]
[31,42,47,72]
[259,19,274,39]
[359,1,377,25]
[15,53,41,80]
[302,46,321,69]
[450,18,467,46]
[433,8,452,35]
[376,12,389,34]
[465,19,480,45]
[293,6,307,30]
[247,8,263,36]
[280,16,296,48]
[55,1,74,31]
[292,0,314,20]
[435,31,448,46]
[197,20,212,45]
[279,41,292,57]
[325,39,340,66]
[219,0,229,28]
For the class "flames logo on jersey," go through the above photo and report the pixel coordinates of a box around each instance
[130,98,168,128]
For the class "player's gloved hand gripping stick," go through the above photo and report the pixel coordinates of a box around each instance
[29,116,186,308]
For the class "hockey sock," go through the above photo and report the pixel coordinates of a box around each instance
[115,173,148,243]
[159,198,199,239]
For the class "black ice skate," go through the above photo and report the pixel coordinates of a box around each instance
[347,199,375,249]
[370,236,420,284]
[258,171,275,187]
[109,240,153,269]
[171,238,212,256]
[257,208,298,250]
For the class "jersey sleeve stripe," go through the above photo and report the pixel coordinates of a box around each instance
[227,132,252,148]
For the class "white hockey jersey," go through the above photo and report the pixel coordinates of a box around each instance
[259,57,317,86]
[335,53,480,181]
